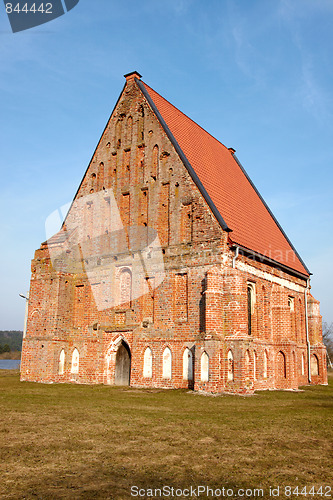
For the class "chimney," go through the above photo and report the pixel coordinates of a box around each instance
[124,71,142,82]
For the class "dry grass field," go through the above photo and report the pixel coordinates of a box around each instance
[0,371,332,500]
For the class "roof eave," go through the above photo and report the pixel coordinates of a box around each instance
[231,152,311,276]
[230,243,310,280]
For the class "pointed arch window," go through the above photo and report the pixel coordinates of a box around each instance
[201,352,209,382]
[301,352,305,376]
[227,350,234,381]
[71,348,79,374]
[162,347,172,379]
[247,283,255,335]
[311,353,319,376]
[183,348,193,381]
[143,347,153,378]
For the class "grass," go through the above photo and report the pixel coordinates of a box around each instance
[0,371,332,500]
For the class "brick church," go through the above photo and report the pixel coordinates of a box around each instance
[20,71,327,392]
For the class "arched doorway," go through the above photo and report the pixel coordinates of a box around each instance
[114,341,131,386]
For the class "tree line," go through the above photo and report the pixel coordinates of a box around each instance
[0,331,23,353]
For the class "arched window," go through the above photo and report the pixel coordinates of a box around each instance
[162,347,172,379]
[276,351,286,379]
[143,347,153,378]
[247,283,255,335]
[227,350,234,381]
[263,350,268,379]
[59,349,65,375]
[183,348,193,380]
[201,352,209,382]
[71,348,79,374]
[253,351,257,381]
[301,353,305,376]
[311,353,319,376]
[120,268,132,305]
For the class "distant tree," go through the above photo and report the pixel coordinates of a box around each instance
[2,344,10,353]
[323,322,333,367]
[0,345,3,354]
[0,331,23,351]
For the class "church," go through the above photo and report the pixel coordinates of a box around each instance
[20,71,327,392]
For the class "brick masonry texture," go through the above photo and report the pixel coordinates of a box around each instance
[20,72,327,393]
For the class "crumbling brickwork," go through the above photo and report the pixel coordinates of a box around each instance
[20,72,327,393]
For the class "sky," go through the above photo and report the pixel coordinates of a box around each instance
[0,0,332,330]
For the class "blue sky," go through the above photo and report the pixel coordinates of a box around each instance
[0,0,332,330]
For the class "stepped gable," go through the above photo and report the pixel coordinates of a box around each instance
[136,77,308,277]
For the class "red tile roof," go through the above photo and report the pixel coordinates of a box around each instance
[139,80,309,276]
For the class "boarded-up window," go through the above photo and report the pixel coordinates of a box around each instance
[162,347,172,379]
[311,354,319,376]
[276,351,286,379]
[227,350,234,381]
[143,347,153,378]
[120,269,132,306]
[174,273,188,322]
[201,352,209,382]
[71,348,79,374]
[59,349,65,375]
[183,348,193,380]
[158,183,169,246]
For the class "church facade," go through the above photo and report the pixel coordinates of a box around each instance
[20,71,327,393]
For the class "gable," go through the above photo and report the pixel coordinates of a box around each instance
[57,73,223,257]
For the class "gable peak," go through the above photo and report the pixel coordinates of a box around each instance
[124,71,142,83]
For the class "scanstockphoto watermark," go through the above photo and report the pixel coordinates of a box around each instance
[130,485,333,498]
[130,485,265,498]
[3,0,80,33]
[45,190,166,311]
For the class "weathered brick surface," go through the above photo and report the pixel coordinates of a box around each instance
[20,74,327,392]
